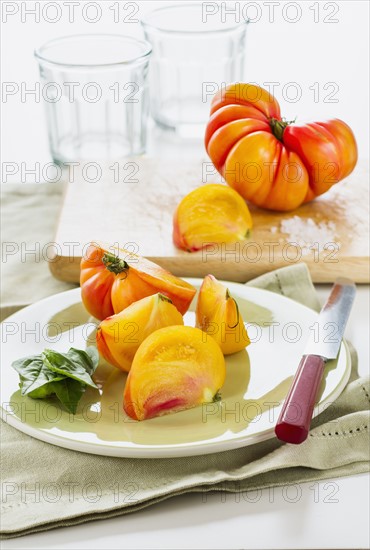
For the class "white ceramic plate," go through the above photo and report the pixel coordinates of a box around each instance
[0,280,351,458]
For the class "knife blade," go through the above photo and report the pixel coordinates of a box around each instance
[275,277,356,445]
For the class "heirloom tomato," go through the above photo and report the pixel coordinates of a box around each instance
[196,275,250,355]
[205,83,357,211]
[80,243,196,320]
[96,293,184,372]
[123,326,226,421]
[173,184,253,252]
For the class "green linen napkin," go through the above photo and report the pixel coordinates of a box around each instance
[1,263,369,539]
[0,183,77,322]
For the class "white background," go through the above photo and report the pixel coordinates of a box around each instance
[1,1,369,548]
[1,0,369,182]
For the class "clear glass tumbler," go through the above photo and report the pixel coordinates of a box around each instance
[35,34,152,163]
[141,3,247,135]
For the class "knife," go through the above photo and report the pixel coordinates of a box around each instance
[275,277,356,445]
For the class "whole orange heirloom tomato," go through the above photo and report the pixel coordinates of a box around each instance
[80,243,196,320]
[205,83,357,211]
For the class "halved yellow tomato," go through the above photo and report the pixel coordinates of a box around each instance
[173,184,253,252]
[123,325,226,421]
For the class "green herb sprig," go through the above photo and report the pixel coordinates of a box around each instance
[12,347,99,414]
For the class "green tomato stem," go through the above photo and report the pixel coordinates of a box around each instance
[270,117,295,142]
[213,391,222,403]
[102,252,129,274]
[158,293,173,304]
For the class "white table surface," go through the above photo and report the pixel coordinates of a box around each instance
[2,285,369,550]
[1,1,369,547]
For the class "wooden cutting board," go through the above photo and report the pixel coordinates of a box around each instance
[50,158,370,284]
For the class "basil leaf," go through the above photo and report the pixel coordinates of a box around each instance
[12,356,66,396]
[27,379,85,413]
[11,346,99,414]
[42,348,98,389]
[68,347,99,376]
[27,381,61,399]
[53,378,86,414]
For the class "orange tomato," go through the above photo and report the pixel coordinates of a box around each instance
[196,275,250,355]
[80,244,115,320]
[96,293,184,372]
[80,243,196,320]
[205,83,357,211]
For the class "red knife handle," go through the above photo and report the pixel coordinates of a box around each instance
[275,355,326,444]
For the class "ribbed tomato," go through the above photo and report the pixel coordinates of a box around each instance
[80,243,196,320]
[205,83,357,211]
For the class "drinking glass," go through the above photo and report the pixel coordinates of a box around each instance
[35,34,152,163]
[141,3,248,135]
